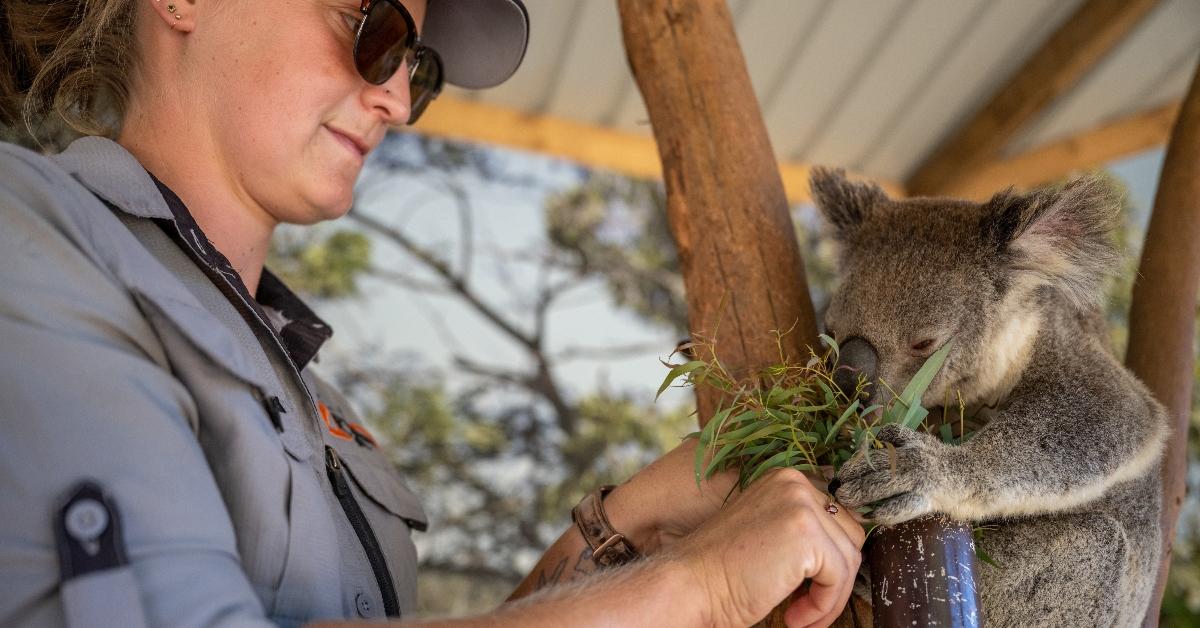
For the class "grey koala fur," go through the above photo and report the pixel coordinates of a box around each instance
[814,168,1169,627]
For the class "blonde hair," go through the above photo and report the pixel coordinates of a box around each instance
[1,0,139,147]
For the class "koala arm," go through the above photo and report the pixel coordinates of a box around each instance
[937,376,1168,521]
[833,362,1168,525]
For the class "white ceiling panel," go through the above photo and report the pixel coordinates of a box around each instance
[759,1,912,161]
[861,0,1083,181]
[542,0,630,123]
[735,0,831,107]
[800,0,987,170]
[1143,43,1200,107]
[449,0,1191,187]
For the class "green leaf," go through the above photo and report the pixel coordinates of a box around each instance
[744,442,785,471]
[891,340,954,429]
[939,422,955,444]
[819,333,839,364]
[823,399,861,444]
[714,417,773,445]
[703,441,741,478]
[765,386,788,407]
[737,442,776,457]
[746,450,801,485]
[699,407,733,446]
[781,404,828,413]
[900,404,929,431]
[656,360,708,400]
[739,423,791,443]
[764,408,796,424]
[817,380,837,406]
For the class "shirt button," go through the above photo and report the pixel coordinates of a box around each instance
[355,592,373,618]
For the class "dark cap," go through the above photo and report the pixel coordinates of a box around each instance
[421,0,530,89]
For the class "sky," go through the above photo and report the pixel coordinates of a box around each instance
[308,138,1168,413]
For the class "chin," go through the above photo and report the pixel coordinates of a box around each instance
[297,186,356,224]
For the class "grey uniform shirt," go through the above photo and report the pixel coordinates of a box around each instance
[0,136,428,627]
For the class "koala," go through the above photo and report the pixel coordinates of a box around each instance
[814,168,1169,627]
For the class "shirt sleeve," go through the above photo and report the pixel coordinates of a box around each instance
[0,150,276,627]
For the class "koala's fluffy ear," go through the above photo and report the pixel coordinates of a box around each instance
[981,176,1122,310]
[810,167,887,238]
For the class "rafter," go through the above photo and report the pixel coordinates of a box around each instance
[402,96,904,203]
[939,100,1180,199]
[906,0,1161,196]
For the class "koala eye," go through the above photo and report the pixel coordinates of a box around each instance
[911,338,936,353]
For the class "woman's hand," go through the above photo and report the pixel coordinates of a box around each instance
[603,438,740,554]
[672,467,866,628]
[604,438,848,553]
[507,441,863,627]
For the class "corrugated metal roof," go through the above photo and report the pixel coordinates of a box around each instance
[442,0,1199,183]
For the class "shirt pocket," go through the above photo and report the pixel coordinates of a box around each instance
[336,445,428,531]
[332,443,428,612]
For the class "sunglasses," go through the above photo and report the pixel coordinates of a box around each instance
[352,0,444,124]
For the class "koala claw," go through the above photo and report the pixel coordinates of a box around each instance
[865,492,933,526]
[832,423,949,525]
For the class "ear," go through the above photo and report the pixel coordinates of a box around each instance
[809,167,887,238]
[149,0,197,33]
[980,176,1122,310]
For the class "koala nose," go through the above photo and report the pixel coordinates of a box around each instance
[831,336,878,401]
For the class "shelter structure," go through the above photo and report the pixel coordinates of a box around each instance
[404,1,1199,625]
[409,0,1197,203]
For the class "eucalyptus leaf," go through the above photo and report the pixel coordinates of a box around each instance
[656,360,708,400]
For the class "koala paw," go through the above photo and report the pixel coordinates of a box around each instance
[831,423,950,526]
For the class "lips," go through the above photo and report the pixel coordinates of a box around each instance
[326,126,368,158]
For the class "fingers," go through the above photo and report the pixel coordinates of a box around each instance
[806,507,860,625]
[766,470,860,628]
[772,468,868,628]
[782,544,854,628]
[685,467,865,627]
[828,500,867,548]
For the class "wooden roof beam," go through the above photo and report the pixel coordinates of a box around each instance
[401,95,905,204]
[939,100,1181,200]
[906,0,1161,197]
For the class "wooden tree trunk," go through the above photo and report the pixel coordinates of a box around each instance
[1128,59,1200,626]
[615,0,819,424]
[616,1,864,626]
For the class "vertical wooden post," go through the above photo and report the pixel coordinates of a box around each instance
[615,0,819,425]
[1127,60,1200,626]
[616,2,865,626]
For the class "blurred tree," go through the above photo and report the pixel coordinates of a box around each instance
[280,134,700,616]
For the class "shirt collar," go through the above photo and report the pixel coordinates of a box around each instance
[50,136,174,220]
[53,136,334,369]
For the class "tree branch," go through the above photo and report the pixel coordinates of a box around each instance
[350,208,539,352]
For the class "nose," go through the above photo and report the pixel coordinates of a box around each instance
[831,337,878,401]
[363,62,413,125]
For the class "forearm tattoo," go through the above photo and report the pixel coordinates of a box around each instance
[534,547,596,590]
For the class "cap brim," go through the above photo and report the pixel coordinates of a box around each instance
[421,0,530,90]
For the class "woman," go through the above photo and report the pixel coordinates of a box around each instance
[0,1,865,626]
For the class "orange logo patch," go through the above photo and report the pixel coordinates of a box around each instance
[317,401,378,448]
